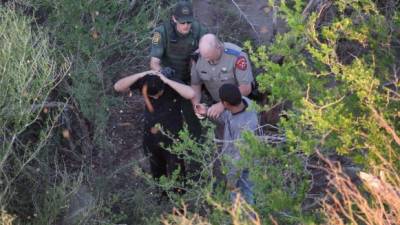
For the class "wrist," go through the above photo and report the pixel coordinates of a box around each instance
[162,77,170,84]
[214,102,223,107]
[140,71,148,77]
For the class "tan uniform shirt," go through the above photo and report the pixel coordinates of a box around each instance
[191,42,253,101]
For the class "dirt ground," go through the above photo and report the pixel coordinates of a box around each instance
[107,92,147,170]
[193,0,281,44]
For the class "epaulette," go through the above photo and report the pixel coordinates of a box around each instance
[224,48,241,57]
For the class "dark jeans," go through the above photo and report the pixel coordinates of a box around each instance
[230,169,255,205]
[143,132,185,179]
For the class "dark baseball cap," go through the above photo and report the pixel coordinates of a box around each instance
[173,1,194,23]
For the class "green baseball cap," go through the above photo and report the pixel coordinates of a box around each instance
[173,1,194,23]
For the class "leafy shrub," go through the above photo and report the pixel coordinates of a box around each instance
[0,6,79,224]
[245,0,400,224]
[248,0,399,166]
[160,0,399,224]
[25,0,164,143]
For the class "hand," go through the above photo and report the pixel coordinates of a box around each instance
[140,70,158,78]
[207,102,224,119]
[153,71,168,82]
[194,103,207,119]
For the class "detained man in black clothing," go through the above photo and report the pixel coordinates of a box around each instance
[114,70,195,179]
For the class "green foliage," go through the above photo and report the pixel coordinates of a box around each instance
[97,182,167,225]
[3,0,399,224]
[0,7,64,139]
[0,1,166,223]
[25,0,163,143]
[0,6,85,224]
[249,0,400,168]
[239,133,313,224]
[31,172,84,225]
[153,121,220,208]
[151,119,312,224]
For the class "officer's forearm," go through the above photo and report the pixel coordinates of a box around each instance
[164,79,195,100]
[190,84,202,105]
[150,57,162,71]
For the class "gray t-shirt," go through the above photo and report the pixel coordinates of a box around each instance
[214,97,258,181]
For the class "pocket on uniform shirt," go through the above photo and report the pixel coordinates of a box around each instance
[199,72,212,81]
[219,72,235,83]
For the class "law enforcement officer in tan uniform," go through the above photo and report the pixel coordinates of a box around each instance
[150,1,208,140]
[191,33,254,119]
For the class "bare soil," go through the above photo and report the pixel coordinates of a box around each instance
[193,0,281,44]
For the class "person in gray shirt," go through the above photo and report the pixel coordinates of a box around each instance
[196,83,258,204]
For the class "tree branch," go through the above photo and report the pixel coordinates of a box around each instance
[370,106,400,146]
[230,0,260,40]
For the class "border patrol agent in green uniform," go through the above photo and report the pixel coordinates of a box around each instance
[150,1,208,140]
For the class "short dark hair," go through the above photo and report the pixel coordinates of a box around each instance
[219,83,242,106]
[145,74,164,96]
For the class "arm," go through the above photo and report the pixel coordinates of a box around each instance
[195,103,225,124]
[149,27,164,71]
[150,57,162,71]
[191,84,202,106]
[156,72,195,100]
[235,52,254,96]
[114,70,153,93]
[190,62,203,107]
[239,83,252,96]
[207,102,225,119]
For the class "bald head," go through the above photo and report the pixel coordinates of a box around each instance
[199,34,222,61]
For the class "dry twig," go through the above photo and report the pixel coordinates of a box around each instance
[230,0,260,40]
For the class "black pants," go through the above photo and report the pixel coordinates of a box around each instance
[143,132,185,179]
[181,98,202,140]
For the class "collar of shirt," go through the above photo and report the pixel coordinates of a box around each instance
[232,99,249,116]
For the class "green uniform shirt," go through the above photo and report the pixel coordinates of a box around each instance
[150,20,208,82]
[191,42,254,101]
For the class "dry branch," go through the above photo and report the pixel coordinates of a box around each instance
[230,0,260,40]
[370,106,400,146]
[302,0,332,18]
[317,150,400,225]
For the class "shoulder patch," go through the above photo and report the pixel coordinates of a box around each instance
[235,56,248,70]
[224,48,241,57]
[152,31,161,44]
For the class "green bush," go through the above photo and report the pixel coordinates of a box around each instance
[26,0,164,143]
[0,7,62,139]
[0,6,80,224]
[150,122,311,224]
[160,0,399,224]
[3,0,399,224]
[248,0,400,166]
